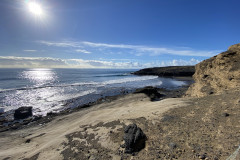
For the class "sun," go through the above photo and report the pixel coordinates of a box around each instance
[28,2,43,17]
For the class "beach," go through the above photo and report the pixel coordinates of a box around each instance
[0,86,239,160]
[0,68,195,160]
[0,89,191,160]
[0,43,240,160]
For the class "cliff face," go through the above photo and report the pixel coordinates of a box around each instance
[186,43,240,97]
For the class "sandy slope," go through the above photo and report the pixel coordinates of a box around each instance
[0,93,190,160]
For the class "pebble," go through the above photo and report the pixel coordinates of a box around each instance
[25,139,31,143]
[199,154,206,159]
[169,142,177,149]
[222,113,230,117]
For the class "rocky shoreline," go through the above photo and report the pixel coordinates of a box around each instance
[0,88,192,160]
[0,80,191,133]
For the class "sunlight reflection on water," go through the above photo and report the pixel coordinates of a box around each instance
[0,69,190,116]
[20,68,58,86]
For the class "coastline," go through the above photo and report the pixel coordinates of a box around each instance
[0,76,194,159]
[0,76,192,132]
[0,74,239,159]
[0,86,192,160]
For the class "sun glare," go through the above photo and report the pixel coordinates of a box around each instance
[28,2,43,17]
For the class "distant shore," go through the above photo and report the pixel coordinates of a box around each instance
[133,66,195,77]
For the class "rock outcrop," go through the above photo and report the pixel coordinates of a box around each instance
[134,86,163,101]
[186,43,240,97]
[14,107,33,120]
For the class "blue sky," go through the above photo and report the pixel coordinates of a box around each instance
[0,0,240,68]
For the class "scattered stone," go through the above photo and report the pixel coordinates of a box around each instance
[169,142,177,149]
[222,113,230,117]
[123,124,146,153]
[25,139,31,143]
[199,154,207,159]
[14,107,32,120]
[47,112,57,116]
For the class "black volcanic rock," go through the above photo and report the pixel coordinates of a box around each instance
[123,124,146,153]
[14,107,33,120]
[133,66,195,77]
[134,86,163,101]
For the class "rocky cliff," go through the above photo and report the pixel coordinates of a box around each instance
[186,43,240,97]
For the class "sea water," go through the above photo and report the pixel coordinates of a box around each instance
[0,68,187,116]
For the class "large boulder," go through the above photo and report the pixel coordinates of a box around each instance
[14,107,33,120]
[134,86,163,101]
[186,43,240,97]
[123,124,146,153]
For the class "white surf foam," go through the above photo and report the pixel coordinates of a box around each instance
[102,76,159,85]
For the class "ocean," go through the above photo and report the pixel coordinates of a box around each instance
[0,68,187,116]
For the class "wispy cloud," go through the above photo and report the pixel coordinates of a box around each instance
[23,50,37,52]
[75,49,91,54]
[0,56,67,68]
[38,40,82,48]
[81,41,220,57]
[81,41,138,49]
[0,56,200,69]
[38,40,221,57]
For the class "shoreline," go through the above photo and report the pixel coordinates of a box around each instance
[0,85,193,160]
[0,76,193,132]
[0,77,239,159]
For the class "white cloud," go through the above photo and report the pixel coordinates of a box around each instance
[23,50,37,52]
[82,41,220,57]
[0,56,201,69]
[81,41,138,49]
[0,56,67,68]
[38,40,82,48]
[38,40,221,57]
[75,49,91,54]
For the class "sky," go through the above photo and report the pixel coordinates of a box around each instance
[0,0,240,69]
